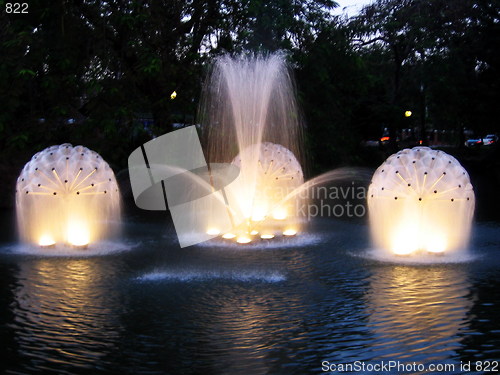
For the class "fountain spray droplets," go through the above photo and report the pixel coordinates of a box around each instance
[202,53,303,165]
[368,147,475,256]
[200,54,305,243]
[16,144,121,248]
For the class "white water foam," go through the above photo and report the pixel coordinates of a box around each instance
[0,240,139,257]
[198,233,323,250]
[354,248,479,264]
[136,269,286,283]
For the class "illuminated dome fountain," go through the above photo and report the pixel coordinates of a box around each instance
[225,142,304,243]
[201,54,304,243]
[368,147,474,256]
[16,144,121,249]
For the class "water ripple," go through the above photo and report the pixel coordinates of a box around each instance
[1,220,499,374]
[136,269,286,283]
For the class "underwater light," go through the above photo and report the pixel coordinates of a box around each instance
[250,207,267,222]
[272,208,287,220]
[206,228,221,236]
[425,234,447,254]
[39,235,56,248]
[236,236,252,244]
[260,234,275,240]
[392,247,414,256]
[67,224,90,249]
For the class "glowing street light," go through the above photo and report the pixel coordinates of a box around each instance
[170,91,177,100]
[404,110,412,117]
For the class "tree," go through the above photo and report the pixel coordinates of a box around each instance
[296,22,374,171]
[0,0,341,167]
[349,0,481,147]
[0,0,244,165]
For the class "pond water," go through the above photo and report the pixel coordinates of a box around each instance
[0,212,499,374]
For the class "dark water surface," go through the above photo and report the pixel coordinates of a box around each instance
[1,213,499,374]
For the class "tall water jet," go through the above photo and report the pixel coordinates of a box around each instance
[368,147,475,256]
[16,144,121,248]
[200,54,304,243]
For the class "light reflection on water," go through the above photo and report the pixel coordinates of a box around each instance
[365,265,472,364]
[7,257,126,373]
[0,218,499,374]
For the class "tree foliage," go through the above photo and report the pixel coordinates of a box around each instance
[349,0,500,146]
[0,0,499,171]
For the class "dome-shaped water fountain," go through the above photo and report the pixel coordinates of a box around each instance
[224,142,304,242]
[200,54,305,243]
[368,147,474,256]
[16,144,121,249]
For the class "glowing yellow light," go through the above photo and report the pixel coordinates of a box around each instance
[260,234,275,239]
[250,230,259,235]
[67,223,90,248]
[251,215,265,222]
[222,233,236,239]
[39,235,55,247]
[425,235,447,254]
[392,246,413,256]
[251,206,267,222]
[272,208,287,220]
[404,110,412,117]
[206,228,221,236]
[170,91,177,100]
[391,226,418,255]
[283,229,297,236]
[236,236,252,244]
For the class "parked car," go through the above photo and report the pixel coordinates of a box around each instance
[465,137,483,147]
[482,134,498,146]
